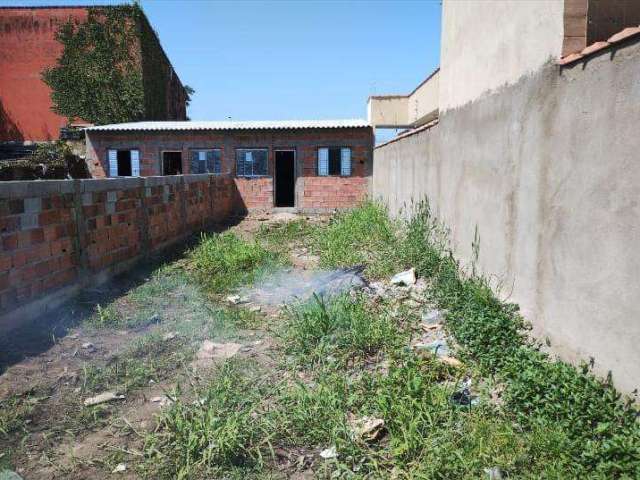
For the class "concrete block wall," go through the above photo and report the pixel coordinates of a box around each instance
[0,174,236,330]
[373,37,640,394]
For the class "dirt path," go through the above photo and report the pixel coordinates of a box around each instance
[0,214,297,480]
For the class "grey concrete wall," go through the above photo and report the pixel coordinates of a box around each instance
[373,37,640,394]
[439,0,564,111]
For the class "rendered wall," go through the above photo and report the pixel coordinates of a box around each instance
[373,38,640,394]
[439,0,564,111]
[0,174,236,330]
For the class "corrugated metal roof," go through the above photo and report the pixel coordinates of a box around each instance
[86,119,370,132]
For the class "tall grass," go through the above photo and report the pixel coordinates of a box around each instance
[189,232,280,294]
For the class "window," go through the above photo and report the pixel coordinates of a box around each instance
[108,149,140,177]
[162,151,182,175]
[236,149,268,177]
[191,149,221,174]
[318,147,351,176]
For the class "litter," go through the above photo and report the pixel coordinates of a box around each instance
[390,268,416,286]
[112,463,127,473]
[84,391,125,406]
[319,446,337,459]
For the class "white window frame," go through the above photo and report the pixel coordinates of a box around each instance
[107,148,140,177]
[236,148,269,177]
[190,148,222,174]
[317,147,352,177]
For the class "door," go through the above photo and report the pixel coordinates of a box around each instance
[275,150,295,207]
[162,151,182,175]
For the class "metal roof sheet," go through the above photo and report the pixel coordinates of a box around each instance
[85,119,370,132]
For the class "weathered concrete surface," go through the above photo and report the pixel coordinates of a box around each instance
[374,37,640,394]
[439,0,564,111]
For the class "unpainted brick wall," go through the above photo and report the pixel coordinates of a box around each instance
[0,175,236,329]
[85,127,374,211]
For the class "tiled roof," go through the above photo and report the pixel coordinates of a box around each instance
[86,119,370,132]
[558,26,640,66]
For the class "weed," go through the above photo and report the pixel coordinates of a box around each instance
[281,293,403,366]
[310,201,399,278]
[144,360,273,479]
[86,303,123,329]
[189,232,281,294]
[256,219,313,254]
[0,394,37,438]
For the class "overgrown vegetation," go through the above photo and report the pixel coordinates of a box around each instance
[42,4,194,125]
[167,200,639,478]
[189,232,281,294]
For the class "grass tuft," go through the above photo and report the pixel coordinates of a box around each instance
[189,232,281,294]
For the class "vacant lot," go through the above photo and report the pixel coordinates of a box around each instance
[1,203,638,479]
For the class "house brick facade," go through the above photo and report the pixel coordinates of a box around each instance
[85,125,374,212]
[0,6,188,142]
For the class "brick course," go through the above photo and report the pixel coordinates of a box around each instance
[85,127,374,212]
[0,175,236,329]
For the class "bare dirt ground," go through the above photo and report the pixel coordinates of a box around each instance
[0,214,298,480]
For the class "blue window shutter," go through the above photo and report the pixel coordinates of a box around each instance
[108,149,118,177]
[340,148,351,176]
[131,150,140,177]
[191,150,200,173]
[318,148,329,176]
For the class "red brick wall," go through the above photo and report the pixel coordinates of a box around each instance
[85,127,374,212]
[0,175,237,329]
[0,7,88,141]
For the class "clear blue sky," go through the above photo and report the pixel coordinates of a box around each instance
[2,0,441,122]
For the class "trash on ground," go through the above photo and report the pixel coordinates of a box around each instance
[319,446,337,459]
[196,341,242,361]
[484,466,503,479]
[81,342,94,350]
[83,391,125,407]
[450,379,479,407]
[226,294,248,305]
[439,356,463,367]
[243,266,366,306]
[112,463,127,473]
[162,332,178,341]
[150,395,173,407]
[249,305,262,312]
[348,415,385,442]
[390,268,416,286]
[421,309,444,326]
[414,338,450,357]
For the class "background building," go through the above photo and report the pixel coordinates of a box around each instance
[0,6,189,142]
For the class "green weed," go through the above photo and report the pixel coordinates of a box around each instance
[189,232,281,294]
[310,201,399,278]
[143,360,273,479]
[281,293,403,366]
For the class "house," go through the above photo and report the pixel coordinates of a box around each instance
[0,6,188,142]
[84,120,373,212]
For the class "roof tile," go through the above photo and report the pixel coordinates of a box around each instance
[607,26,640,44]
[580,41,610,56]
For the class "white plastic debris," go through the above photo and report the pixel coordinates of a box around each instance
[348,416,385,442]
[484,467,503,479]
[319,446,337,459]
[81,342,94,349]
[390,268,416,286]
[112,463,127,473]
[83,391,125,406]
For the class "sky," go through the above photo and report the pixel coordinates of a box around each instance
[2,0,441,125]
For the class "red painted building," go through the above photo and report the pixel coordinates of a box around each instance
[0,6,188,142]
[85,120,373,212]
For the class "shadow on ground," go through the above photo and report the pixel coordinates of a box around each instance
[0,218,244,374]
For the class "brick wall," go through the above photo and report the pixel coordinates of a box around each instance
[0,174,237,330]
[85,127,374,212]
[0,7,88,141]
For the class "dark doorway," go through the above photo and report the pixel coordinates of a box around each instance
[275,150,295,207]
[162,151,182,175]
[117,150,132,177]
